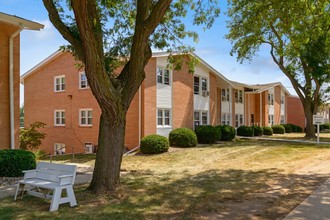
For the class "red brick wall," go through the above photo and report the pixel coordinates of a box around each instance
[287,96,305,129]
[142,57,157,136]
[0,22,20,149]
[172,58,194,129]
[274,86,281,124]
[24,52,140,153]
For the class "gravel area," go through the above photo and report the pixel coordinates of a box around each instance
[0,177,22,187]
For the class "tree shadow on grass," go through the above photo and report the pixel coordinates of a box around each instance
[3,168,327,219]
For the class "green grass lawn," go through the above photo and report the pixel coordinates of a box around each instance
[1,138,330,219]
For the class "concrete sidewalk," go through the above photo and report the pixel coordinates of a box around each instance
[284,178,330,220]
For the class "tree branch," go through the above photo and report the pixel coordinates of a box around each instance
[42,0,84,61]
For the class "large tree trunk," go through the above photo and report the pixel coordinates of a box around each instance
[88,111,126,194]
[303,98,316,138]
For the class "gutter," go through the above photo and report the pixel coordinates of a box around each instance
[9,26,23,149]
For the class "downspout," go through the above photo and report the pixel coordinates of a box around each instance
[260,93,262,126]
[138,86,141,144]
[9,26,23,149]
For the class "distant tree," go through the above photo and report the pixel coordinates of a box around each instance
[226,0,330,138]
[42,0,220,194]
[20,122,46,151]
[20,105,24,127]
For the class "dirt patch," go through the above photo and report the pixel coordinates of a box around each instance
[197,164,329,219]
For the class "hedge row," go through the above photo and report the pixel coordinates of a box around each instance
[195,125,236,144]
[0,149,36,177]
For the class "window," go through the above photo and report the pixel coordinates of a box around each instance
[54,75,65,92]
[54,143,65,155]
[281,95,285,105]
[54,110,65,126]
[221,113,231,125]
[194,76,208,95]
[157,67,171,85]
[194,111,208,129]
[79,72,89,89]
[251,114,254,124]
[157,109,171,126]
[239,114,243,125]
[239,90,243,103]
[235,114,244,127]
[194,111,200,128]
[268,114,274,126]
[194,76,200,94]
[201,77,207,92]
[235,90,238,103]
[268,93,274,105]
[280,115,285,124]
[222,88,230,102]
[202,111,208,125]
[80,109,92,126]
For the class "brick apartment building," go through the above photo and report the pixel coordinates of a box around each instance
[21,51,301,154]
[0,12,43,150]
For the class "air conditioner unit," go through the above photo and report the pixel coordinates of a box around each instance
[85,145,93,154]
[202,91,209,97]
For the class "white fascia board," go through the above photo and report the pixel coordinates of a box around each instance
[20,50,62,84]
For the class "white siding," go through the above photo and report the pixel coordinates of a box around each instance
[235,103,244,114]
[157,127,172,137]
[281,92,285,115]
[156,57,173,136]
[194,64,210,112]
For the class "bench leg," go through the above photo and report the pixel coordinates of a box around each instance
[49,188,62,212]
[66,186,77,207]
[14,183,25,201]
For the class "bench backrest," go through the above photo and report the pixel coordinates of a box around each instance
[36,162,77,185]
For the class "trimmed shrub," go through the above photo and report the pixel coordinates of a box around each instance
[169,128,197,148]
[214,125,222,141]
[281,124,292,133]
[320,123,330,131]
[140,134,169,154]
[272,125,285,134]
[195,125,217,144]
[288,124,303,133]
[263,126,273,136]
[237,126,254,137]
[251,125,263,136]
[0,149,36,177]
[219,125,236,141]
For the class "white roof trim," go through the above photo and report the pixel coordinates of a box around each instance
[20,50,62,84]
[0,12,44,30]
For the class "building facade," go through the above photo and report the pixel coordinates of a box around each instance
[0,12,43,150]
[21,51,298,154]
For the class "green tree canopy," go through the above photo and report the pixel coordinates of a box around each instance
[226,0,330,137]
[43,0,220,194]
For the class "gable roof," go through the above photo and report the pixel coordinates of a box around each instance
[20,50,63,84]
[0,12,44,30]
[152,51,235,87]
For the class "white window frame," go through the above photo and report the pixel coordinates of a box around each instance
[194,75,208,96]
[221,113,231,125]
[194,110,209,129]
[79,109,93,126]
[268,93,274,106]
[157,109,171,127]
[221,88,230,102]
[268,114,274,126]
[280,115,285,124]
[54,110,65,126]
[235,114,244,127]
[54,75,65,92]
[79,71,89,89]
[157,66,171,86]
[54,143,65,155]
[281,95,285,105]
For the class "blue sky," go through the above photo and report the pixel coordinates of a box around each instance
[1,0,296,105]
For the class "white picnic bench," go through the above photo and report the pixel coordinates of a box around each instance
[14,162,77,212]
